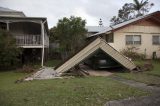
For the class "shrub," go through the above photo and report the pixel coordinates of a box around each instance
[120,47,145,60]
[0,29,22,70]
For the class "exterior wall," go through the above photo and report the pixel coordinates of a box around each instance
[108,20,160,59]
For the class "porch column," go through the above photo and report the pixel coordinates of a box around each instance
[41,21,45,67]
[6,21,9,31]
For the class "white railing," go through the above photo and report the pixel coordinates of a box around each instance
[13,34,42,46]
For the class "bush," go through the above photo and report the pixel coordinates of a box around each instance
[0,29,22,70]
[121,47,145,60]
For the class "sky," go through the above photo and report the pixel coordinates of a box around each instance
[0,0,160,28]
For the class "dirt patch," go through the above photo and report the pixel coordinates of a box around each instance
[80,64,113,77]
[87,70,113,76]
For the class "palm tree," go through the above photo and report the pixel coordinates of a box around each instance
[132,0,154,17]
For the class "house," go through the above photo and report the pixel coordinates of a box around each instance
[55,37,136,73]
[0,7,49,66]
[85,26,106,37]
[88,11,160,59]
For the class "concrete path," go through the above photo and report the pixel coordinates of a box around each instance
[105,94,160,106]
[24,67,60,81]
[105,76,160,106]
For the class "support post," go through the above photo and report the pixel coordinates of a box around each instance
[41,21,45,67]
[6,21,9,31]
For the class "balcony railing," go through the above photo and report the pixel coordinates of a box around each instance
[13,34,42,46]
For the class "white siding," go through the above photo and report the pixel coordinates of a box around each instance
[109,25,160,59]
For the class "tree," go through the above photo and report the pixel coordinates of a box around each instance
[0,29,21,70]
[50,16,87,60]
[110,0,154,25]
[132,0,154,17]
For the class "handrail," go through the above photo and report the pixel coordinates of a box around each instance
[13,34,42,46]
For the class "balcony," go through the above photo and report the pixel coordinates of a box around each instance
[14,34,42,47]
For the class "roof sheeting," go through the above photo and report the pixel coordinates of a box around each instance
[89,11,160,37]
[0,7,17,12]
[86,26,107,32]
[55,37,136,73]
[0,7,25,17]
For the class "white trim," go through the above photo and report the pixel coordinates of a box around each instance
[41,20,47,67]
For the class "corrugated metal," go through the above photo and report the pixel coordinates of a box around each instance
[55,38,136,73]
[85,26,107,32]
[89,11,160,37]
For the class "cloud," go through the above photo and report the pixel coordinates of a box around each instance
[0,0,159,28]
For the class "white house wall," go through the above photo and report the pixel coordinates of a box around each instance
[109,24,160,59]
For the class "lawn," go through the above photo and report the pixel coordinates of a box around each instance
[0,71,148,106]
[116,60,160,85]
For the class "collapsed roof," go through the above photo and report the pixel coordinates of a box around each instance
[55,37,136,73]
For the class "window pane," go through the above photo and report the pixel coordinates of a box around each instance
[134,35,141,44]
[106,33,114,43]
[134,36,140,41]
[153,36,160,45]
[126,35,133,44]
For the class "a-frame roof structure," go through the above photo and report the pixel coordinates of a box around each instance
[55,37,136,73]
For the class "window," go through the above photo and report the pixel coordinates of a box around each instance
[106,33,114,43]
[126,35,141,45]
[0,22,7,30]
[153,35,160,45]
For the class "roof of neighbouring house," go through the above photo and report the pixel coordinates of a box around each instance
[85,26,107,33]
[0,7,17,12]
[0,7,26,17]
[89,11,160,37]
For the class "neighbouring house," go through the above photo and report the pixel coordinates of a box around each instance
[0,7,49,66]
[88,11,160,59]
[85,26,106,37]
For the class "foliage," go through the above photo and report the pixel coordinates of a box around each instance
[120,47,145,60]
[0,71,148,106]
[110,0,154,25]
[0,29,22,70]
[50,16,87,59]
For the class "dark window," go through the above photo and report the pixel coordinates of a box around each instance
[153,35,160,45]
[0,22,7,30]
[126,35,141,45]
[106,33,114,43]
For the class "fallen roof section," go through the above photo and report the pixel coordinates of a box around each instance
[55,37,136,73]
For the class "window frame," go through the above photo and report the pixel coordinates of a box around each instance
[152,35,160,45]
[126,35,141,45]
[106,33,114,43]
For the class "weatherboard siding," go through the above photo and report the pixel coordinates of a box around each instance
[109,21,160,59]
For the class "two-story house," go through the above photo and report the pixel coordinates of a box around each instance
[0,7,49,66]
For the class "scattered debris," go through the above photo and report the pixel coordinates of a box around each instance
[61,65,89,77]
[135,61,154,72]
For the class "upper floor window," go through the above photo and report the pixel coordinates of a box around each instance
[153,35,160,45]
[126,35,141,45]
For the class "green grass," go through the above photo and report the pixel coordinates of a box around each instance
[0,71,148,106]
[116,60,160,85]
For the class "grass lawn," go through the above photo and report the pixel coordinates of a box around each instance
[0,71,148,106]
[116,60,160,85]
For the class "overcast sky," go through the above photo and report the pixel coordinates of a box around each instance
[0,0,160,28]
